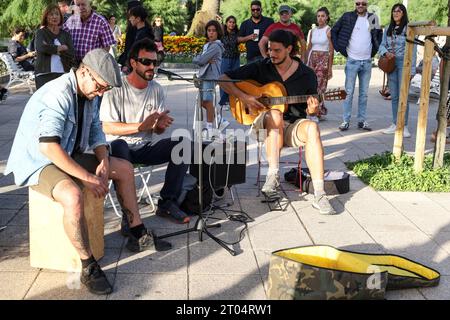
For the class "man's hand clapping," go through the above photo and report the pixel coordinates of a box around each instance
[155,110,173,131]
[138,111,161,132]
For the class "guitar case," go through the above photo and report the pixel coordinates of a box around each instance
[268,245,440,300]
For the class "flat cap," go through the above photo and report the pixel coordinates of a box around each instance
[82,49,122,87]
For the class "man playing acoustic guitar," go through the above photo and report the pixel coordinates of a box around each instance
[219,29,336,215]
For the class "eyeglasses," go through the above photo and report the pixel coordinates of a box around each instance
[86,68,112,93]
[251,8,261,12]
[355,2,367,6]
[135,57,160,67]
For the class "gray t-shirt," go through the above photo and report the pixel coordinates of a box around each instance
[100,76,165,149]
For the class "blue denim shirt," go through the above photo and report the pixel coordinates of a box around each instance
[378,27,417,74]
[5,69,107,186]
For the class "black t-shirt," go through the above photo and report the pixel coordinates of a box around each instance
[135,24,155,43]
[225,57,317,122]
[73,95,85,155]
[238,16,274,61]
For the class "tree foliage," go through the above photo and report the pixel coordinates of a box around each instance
[143,0,188,34]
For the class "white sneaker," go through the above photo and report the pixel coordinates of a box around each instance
[218,119,230,132]
[382,123,397,134]
[403,127,411,138]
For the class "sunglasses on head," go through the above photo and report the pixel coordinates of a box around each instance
[355,2,367,6]
[251,8,261,12]
[134,57,160,67]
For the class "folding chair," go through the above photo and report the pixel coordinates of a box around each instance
[0,52,35,94]
[104,164,156,217]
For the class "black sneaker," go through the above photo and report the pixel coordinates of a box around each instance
[338,122,350,131]
[156,201,190,224]
[126,229,172,252]
[120,213,131,237]
[0,88,7,101]
[80,261,113,295]
[358,121,372,131]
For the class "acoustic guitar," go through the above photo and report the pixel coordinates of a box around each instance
[229,81,347,125]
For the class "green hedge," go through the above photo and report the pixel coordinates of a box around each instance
[346,152,450,192]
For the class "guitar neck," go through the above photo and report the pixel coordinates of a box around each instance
[269,94,322,105]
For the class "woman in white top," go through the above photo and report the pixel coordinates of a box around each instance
[108,15,122,58]
[306,7,334,120]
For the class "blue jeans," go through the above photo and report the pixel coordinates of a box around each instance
[343,58,372,123]
[388,57,409,126]
[219,57,240,105]
[110,138,188,207]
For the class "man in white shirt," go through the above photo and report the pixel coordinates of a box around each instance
[331,0,382,131]
[100,38,191,231]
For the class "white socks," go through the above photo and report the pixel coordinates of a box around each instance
[312,179,325,197]
[267,167,279,177]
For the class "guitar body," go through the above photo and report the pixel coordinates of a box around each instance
[229,81,288,125]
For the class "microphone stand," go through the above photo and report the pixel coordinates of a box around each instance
[157,69,243,256]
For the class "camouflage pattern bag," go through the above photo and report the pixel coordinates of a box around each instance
[268,245,440,300]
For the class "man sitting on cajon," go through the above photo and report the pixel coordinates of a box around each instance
[4,49,172,295]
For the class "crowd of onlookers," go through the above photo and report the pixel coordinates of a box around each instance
[2,0,449,141]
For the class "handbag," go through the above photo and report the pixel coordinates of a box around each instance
[378,54,395,73]
[378,33,396,73]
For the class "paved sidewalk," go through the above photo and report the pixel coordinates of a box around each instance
[0,68,449,300]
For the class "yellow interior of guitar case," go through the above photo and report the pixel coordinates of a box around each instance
[273,245,440,289]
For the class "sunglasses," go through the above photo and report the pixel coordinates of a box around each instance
[135,57,160,67]
[251,8,261,12]
[355,2,367,6]
[86,68,112,93]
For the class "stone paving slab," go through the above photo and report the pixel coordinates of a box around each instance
[0,271,39,299]
[108,273,187,300]
[189,274,266,300]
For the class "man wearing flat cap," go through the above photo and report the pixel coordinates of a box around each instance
[259,5,307,61]
[5,48,172,296]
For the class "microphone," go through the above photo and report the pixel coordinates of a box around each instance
[157,68,178,77]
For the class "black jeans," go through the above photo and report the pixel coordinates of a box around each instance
[110,138,188,208]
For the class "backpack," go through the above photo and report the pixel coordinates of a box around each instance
[180,184,214,215]
[284,168,350,195]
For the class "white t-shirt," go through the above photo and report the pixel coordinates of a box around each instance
[50,39,64,73]
[310,26,330,52]
[347,14,372,60]
[100,76,165,149]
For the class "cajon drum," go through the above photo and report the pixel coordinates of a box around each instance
[29,188,104,272]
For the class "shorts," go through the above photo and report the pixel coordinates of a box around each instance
[250,111,308,148]
[201,80,216,102]
[31,153,100,199]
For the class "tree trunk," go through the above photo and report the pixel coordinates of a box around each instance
[432,0,450,168]
[187,0,220,37]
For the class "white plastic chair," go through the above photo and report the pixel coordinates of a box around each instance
[0,52,35,94]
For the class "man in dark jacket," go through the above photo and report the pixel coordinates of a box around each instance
[331,0,382,131]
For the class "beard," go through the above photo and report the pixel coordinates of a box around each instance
[251,12,261,19]
[271,55,287,66]
[136,67,154,81]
